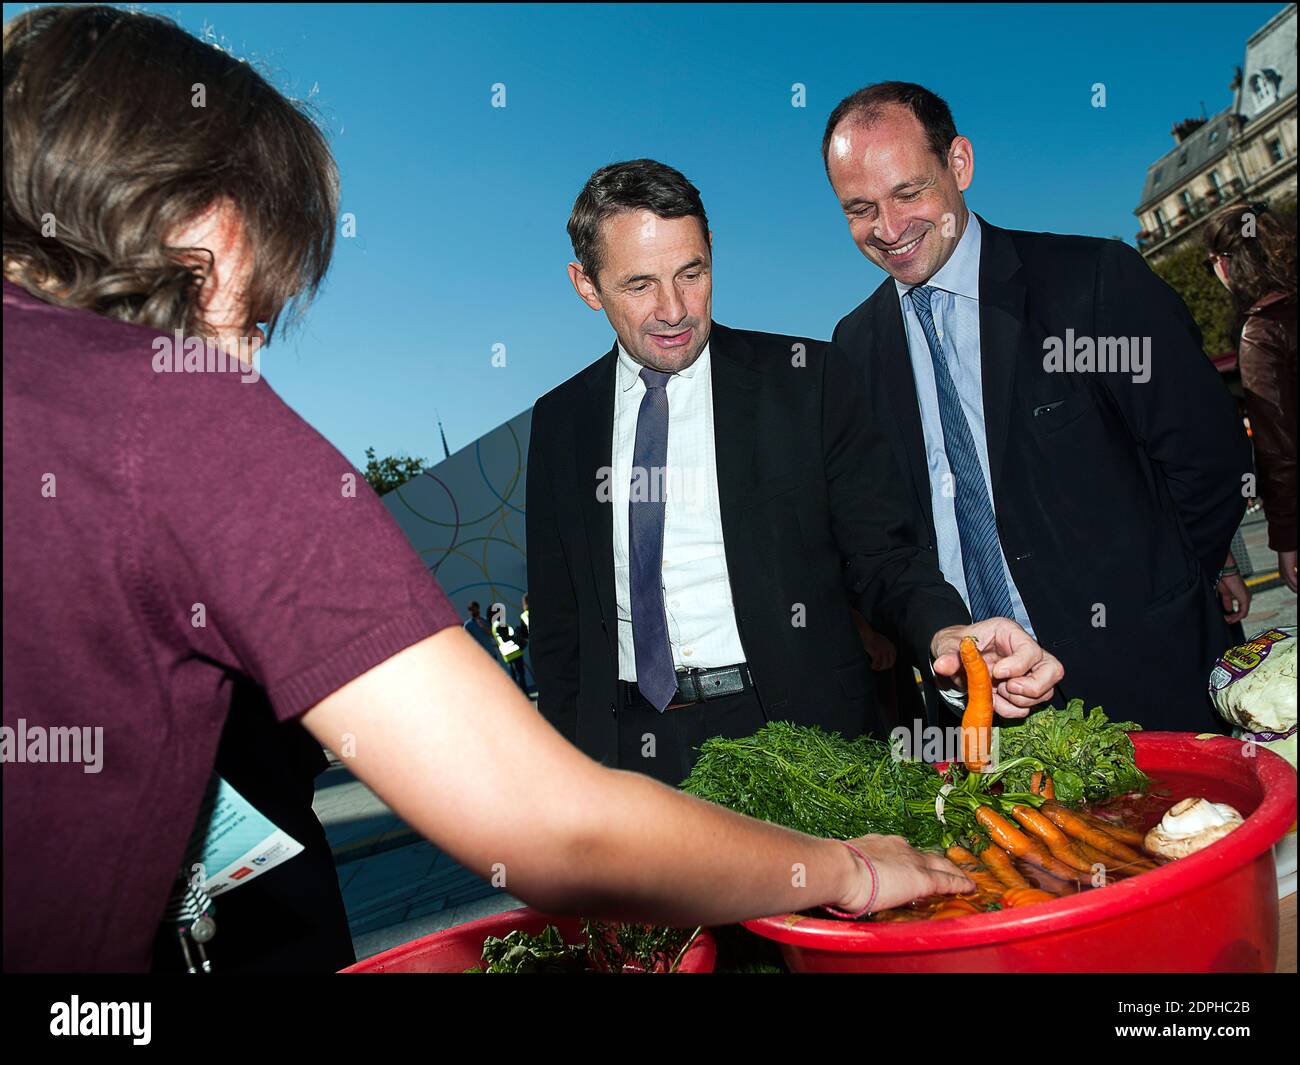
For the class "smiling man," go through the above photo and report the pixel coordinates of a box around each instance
[525,158,1064,786]
[823,82,1252,731]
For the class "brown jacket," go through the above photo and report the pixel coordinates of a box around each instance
[1240,291,1297,551]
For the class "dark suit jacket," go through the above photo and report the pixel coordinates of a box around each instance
[833,217,1252,732]
[526,322,969,766]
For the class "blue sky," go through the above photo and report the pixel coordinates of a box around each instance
[3,2,1287,465]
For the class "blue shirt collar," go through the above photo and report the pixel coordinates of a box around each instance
[894,211,981,304]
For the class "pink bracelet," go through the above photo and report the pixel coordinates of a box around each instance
[822,841,878,919]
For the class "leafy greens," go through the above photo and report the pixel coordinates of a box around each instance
[994,699,1146,804]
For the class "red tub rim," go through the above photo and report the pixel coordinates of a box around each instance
[341,905,718,972]
[742,732,1297,954]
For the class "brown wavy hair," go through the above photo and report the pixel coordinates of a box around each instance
[3,5,339,341]
[1203,203,1296,321]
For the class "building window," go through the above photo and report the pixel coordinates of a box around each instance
[1178,150,1188,167]
[1153,166,1164,185]
[1208,169,1223,192]
[1250,69,1281,110]
[1208,128,1220,147]
[1154,206,1168,236]
[1181,190,1194,211]
[1267,138,1285,164]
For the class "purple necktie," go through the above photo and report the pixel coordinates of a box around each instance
[629,366,676,712]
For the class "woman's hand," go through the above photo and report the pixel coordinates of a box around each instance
[832,834,974,914]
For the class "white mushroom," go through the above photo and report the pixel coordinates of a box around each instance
[1143,797,1244,860]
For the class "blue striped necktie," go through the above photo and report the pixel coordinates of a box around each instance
[908,285,1015,622]
[629,366,677,711]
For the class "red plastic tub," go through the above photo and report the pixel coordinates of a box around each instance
[743,733,1297,972]
[341,906,717,973]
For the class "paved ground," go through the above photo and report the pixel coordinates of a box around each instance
[1237,503,1296,628]
[317,507,1296,963]
[314,757,521,961]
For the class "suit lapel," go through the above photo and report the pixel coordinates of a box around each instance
[705,325,761,619]
[579,345,618,654]
[976,217,1027,499]
[708,323,760,502]
[875,296,936,542]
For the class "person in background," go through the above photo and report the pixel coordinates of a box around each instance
[492,608,530,693]
[463,601,501,662]
[1219,529,1254,646]
[823,81,1253,733]
[1206,203,1297,595]
[3,5,975,972]
[518,593,535,695]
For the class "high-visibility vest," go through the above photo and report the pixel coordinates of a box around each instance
[492,620,523,662]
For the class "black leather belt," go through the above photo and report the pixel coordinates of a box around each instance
[620,663,752,711]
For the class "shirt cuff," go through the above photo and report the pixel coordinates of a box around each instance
[928,660,967,715]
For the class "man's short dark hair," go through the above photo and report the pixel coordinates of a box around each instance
[567,159,709,287]
[821,82,959,175]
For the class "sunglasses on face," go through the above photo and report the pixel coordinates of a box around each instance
[1204,253,1228,277]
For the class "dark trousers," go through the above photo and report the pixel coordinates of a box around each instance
[507,657,529,692]
[616,687,768,788]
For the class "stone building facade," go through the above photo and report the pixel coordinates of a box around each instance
[1135,3,1296,262]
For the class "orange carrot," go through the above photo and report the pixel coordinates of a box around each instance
[931,898,982,920]
[959,637,993,771]
[945,846,1007,900]
[1030,771,1043,795]
[1023,869,1073,895]
[977,839,1033,890]
[1041,803,1149,864]
[1009,805,1095,873]
[1000,887,1056,908]
[975,807,1097,886]
[1070,808,1146,848]
[1069,837,1158,876]
[1042,774,1056,799]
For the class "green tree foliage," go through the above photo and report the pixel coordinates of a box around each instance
[1151,242,1235,358]
[363,447,429,496]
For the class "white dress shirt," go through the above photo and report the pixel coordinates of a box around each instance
[892,214,1036,636]
[610,340,748,682]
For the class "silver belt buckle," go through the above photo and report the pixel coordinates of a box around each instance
[701,664,744,700]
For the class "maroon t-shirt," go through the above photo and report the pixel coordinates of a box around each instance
[2,281,460,971]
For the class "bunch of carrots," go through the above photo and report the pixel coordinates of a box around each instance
[920,638,1158,921]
